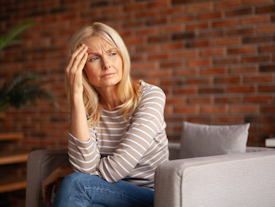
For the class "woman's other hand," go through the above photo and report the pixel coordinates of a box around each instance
[42,166,74,206]
[65,44,88,101]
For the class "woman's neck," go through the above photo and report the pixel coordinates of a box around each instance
[97,86,121,111]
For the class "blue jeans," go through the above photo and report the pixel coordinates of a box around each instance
[52,172,154,207]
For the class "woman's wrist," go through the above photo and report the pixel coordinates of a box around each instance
[57,166,74,177]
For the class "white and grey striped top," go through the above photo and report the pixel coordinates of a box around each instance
[68,81,169,189]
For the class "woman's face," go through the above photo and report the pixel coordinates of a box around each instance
[84,36,123,90]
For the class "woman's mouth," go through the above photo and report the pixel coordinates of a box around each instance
[101,73,115,78]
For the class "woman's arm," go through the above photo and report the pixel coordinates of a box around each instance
[65,44,100,173]
[42,166,74,206]
[66,44,90,142]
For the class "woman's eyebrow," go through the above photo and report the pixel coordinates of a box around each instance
[88,48,116,55]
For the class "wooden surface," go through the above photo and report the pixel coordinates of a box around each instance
[0,176,26,193]
[0,132,24,141]
[0,152,29,165]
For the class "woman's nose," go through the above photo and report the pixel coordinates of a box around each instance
[102,57,110,70]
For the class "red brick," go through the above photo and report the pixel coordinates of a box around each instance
[260,125,275,133]
[200,48,225,56]
[258,24,275,33]
[215,96,243,103]
[174,106,199,114]
[160,25,183,34]
[147,18,167,26]
[245,116,275,123]
[243,36,273,44]
[213,37,241,46]
[171,15,194,23]
[147,70,172,77]
[259,45,275,53]
[230,105,259,114]
[229,66,257,74]
[242,55,271,63]
[173,50,197,58]
[212,19,239,28]
[261,106,275,113]
[256,5,275,14]
[186,40,211,48]
[124,37,144,45]
[160,61,183,68]
[136,28,157,36]
[200,67,226,75]
[216,116,244,123]
[161,43,184,50]
[123,21,143,28]
[174,68,198,77]
[258,85,275,92]
[243,0,273,4]
[199,87,225,94]
[135,11,157,18]
[259,64,275,72]
[228,86,255,93]
[227,27,254,36]
[132,62,159,70]
[165,105,173,114]
[173,88,197,95]
[113,13,132,21]
[185,78,212,85]
[228,46,256,54]
[147,0,169,9]
[102,6,121,14]
[245,95,274,103]
[124,3,144,12]
[148,53,169,60]
[186,59,211,67]
[187,116,213,124]
[243,75,274,83]
[241,15,270,25]
[199,30,224,38]
[226,7,253,17]
[198,11,222,20]
[186,22,209,30]
[201,105,228,114]
[160,7,184,15]
[214,77,241,84]
[166,98,185,104]
[214,0,241,9]
[160,80,182,86]
[148,35,169,43]
[187,97,212,104]
[187,3,212,13]
[136,45,159,53]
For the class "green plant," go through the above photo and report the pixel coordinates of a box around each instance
[0,21,34,50]
[0,21,56,119]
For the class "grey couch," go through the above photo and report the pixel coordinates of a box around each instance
[26,144,275,207]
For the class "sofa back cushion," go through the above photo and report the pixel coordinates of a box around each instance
[180,122,250,159]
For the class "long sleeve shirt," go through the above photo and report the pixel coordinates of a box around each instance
[68,81,169,189]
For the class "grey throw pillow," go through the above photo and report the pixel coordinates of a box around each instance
[180,121,250,159]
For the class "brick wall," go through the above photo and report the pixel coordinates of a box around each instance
[0,0,275,149]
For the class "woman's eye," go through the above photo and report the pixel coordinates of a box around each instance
[90,57,98,61]
[110,52,116,56]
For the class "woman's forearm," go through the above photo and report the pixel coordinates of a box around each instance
[70,95,90,142]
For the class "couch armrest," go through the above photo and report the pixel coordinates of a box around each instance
[154,150,275,207]
[26,148,70,207]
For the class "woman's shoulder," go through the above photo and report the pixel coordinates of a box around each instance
[138,80,166,98]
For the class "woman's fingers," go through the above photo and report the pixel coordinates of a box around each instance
[69,45,88,75]
[66,44,86,73]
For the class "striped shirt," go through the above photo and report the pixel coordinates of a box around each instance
[68,81,169,189]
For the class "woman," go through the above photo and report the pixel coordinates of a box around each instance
[42,22,169,207]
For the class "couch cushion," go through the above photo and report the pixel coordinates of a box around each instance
[180,122,250,159]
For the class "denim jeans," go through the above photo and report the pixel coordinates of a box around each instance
[52,172,154,207]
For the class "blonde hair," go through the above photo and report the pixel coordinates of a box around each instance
[65,22,141,127]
